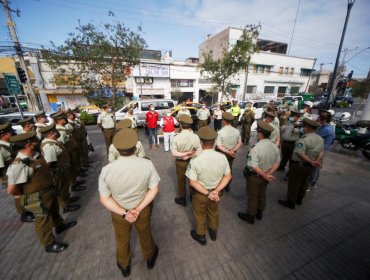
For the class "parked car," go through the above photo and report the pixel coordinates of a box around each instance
[171,106,205,131]
[174,102,203,111]
[115,99,177,126]
[333,96,354,107]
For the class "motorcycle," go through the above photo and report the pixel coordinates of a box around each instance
[335,120,370,160]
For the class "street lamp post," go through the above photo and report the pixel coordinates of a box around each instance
[325,0,355,108]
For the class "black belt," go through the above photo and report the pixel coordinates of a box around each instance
[176,159,190,162]
[243,168,260,177]
[291,160,312,168]
[103,128,115,130]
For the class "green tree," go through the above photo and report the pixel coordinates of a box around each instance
[171,88,183,102]
[200,27,258,101]
[43,21,146,107]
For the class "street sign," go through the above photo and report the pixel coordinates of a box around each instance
[4,74,22,95]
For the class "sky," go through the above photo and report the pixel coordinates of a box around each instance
[1,0,370,78]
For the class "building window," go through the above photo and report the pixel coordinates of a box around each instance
[300,69,312,77]
[290,68,294,75]
[135,77,153,84]
[246,86,257,94]
[285,67,289,75]
[290,86,300,94]
[252,64,272,74]
[264,86,275,94]
[171,79,194,88]
[279,67,284,75]
[278,86,287,94]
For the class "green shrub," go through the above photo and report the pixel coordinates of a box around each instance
[336,101,349,108]
[80,111,95,125]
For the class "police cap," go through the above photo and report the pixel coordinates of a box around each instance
[257,120,274,134]
[34,111,46,119]
[17,116,34,126]
[50,111,66,120]
[38,123,56,134]
[116,119,132,130]
[179,114,193,124]
[10,130,37,144]
[113,128,138,150]
[263,110,275,118]
[198,126,217,140]
[0,122,14,134]
[222,112,234,121]
[302,118,320,128]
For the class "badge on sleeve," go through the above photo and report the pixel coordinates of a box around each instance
[297,143,303,148]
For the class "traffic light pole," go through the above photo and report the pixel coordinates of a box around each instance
[2,0,40,111]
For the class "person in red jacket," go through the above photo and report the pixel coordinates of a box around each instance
[159,110,178,152]
[146,104,159,149]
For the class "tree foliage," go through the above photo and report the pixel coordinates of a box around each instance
[43,21,146,107]
[200,27,259,101]
[351,80,370,99]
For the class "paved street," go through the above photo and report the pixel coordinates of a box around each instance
[0,125,370,280]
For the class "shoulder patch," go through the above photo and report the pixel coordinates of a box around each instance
[296,143,303,148]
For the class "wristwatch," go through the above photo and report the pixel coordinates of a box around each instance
[122,212,127,219]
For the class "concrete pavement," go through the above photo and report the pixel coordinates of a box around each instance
[0,125,369,280]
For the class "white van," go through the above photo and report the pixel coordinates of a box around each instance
[115,99,177,126]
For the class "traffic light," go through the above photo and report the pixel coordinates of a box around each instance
[16,67,27,83]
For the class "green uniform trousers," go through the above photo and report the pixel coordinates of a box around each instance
[246,174,268,216]
[280,140,295,169]
[287,162,312,205]
[55,168,72,208]
[14,197,25,214]
[103,128,116,153]
[232,116,239,128]
[241,123,252,143]
[198,120,208,128]
[111,205,155,267]
[192,190,220,236]
[80,137,89,166]
[34,188,64,246]
[175,160,190,198]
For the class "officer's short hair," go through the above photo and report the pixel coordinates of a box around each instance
[320,112,331,122]
[118,147,136,156]
[180,122,191,129]
[201,139,215,147]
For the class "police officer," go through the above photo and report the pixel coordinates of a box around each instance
[177,105,191,118]
[6,131,77,253]
[34,111,48,139]
[39,123,80,213]
[0,123,35,222]
[241,102,255,145]
[262,111,280,145]
[72,109,91,168]
[171,115,201,207]
[278,110,302,171]
[186,127,231,245]
[238,121,280,224]
[51,111,86,191]
[108,119,146,162]
[196,103,210,128]
[97,104,116,153]
[216,112,242,192]
[230,100,241,128]
[279,118,324,209]
[17,117,35,134]
[99,129,160,277]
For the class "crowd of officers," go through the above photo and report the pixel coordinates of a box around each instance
[97,98,327,277]
[1,109,92,253]
[0,99,327,277]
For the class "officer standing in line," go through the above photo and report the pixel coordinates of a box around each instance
[17,117,35,134]
[6,131,77,253]
[73,109,91,167]
[215,112,242,192]
[279,118,324,209]
[186,127,232,245]
[171,115,201,207]
[123,109,138,129]
[108,119,146,163]
[238,121,280,224]
[0,123,35,222]
[39,123,80,213]
[264,104,280,127]
[241,102,255,145]
[278,110,302,171]
[230,100,241,128]
[34,111,48,139]
[97,104,116,153]
[196,103,210,128]
[51,111,86,192]
[262,111,280,145]
[177,105,191,118]
[99,129,160,277]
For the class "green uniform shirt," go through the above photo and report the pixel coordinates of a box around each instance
[97,111,115,129]
[177,109,191,118]
[196,108,210,121]
[41,139,63,163]
[292,132,324,162]
[56,124,69,144]
[99,155,160,210]
[35,123,46,139]
[6,152,34,185]
[216,125,241,150]
[247,139,280,172]
[171,130,201,156]
[0,140,12,168]
[282,123,300,142]
[186,149,230,190]
[108,141,145,162]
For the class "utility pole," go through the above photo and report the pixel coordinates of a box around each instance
[304,58,317,92]
[326,0,355,108]
[1,0,40,111]
[288,0,301,55]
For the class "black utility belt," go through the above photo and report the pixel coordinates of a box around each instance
[103,128,115,130]
[176,158,190,162]
[291,160,312,168]
[243,167,259,177]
